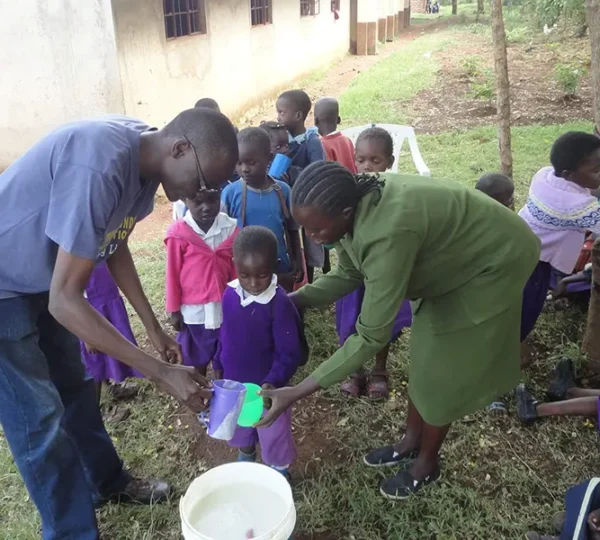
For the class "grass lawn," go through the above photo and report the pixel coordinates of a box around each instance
[1,10,598,540]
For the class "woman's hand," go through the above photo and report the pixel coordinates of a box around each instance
[255,376,321,428]
[149,328,182,364]
[255,386,299,428]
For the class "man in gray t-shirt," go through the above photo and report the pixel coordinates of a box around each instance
[0,108,238,540]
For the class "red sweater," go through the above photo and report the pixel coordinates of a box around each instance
[164,220,238,313]
[321,132,357,173]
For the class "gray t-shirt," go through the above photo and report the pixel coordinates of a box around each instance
[0,116,159,298]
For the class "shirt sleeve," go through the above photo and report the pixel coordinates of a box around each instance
[293,243,364,308]
[164,236,183,313]
[311,231,420,388]
[45,162,119,260]
[263,293,303,387]
[307,136,325,164]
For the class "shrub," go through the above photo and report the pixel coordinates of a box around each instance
[553,62,586,96]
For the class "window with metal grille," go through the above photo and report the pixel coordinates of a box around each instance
[301,0,321,16]
[164,0,207,40]
[250,0,272,26]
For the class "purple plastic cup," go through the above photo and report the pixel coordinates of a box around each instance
[268,153,292,180]
[198,379,247,441]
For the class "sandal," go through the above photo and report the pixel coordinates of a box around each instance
[363,445,418,468]
[379,466,441,500]
[486,401,508,416]
[367,370,390,401]
[340,372,366,397]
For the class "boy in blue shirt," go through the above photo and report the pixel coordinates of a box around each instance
[222,128,303,292]
[276,90,325,281]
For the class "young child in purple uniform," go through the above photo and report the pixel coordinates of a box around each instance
[81,263,142,416]
[213,226,305,478]
[337,127,412,400]
[165,190,238,375]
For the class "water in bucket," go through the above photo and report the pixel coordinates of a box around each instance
[180,462,295,540]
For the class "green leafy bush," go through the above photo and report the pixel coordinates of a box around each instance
[553,62,586,96]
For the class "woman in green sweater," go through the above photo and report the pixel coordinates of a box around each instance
[258,161,540,500]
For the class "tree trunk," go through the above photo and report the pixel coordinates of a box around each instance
[587,0,600,130]
[583,239,600,372]
[477,0,484,14]
[583,0,600,371]
[452,0,458,15]
[491,0,512,177]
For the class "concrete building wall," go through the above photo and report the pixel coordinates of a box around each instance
[111,0,351,127]
[0,0,124,168]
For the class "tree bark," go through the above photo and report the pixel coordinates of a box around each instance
[583,0,600,371]
[452,0,458,15]
[491,0,512,177]
[477,0,485,14]
[583,239,600,372]
[587,0,600,130]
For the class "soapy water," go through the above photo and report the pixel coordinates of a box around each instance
[189,483,287,539]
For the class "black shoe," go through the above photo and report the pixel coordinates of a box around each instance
[109,477,173,505]
[546,358,575,402]
[379,466,441,500]
[363,446,418,468]
[516,384,539,424]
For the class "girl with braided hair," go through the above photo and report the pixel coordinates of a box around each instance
[257,161,540,500]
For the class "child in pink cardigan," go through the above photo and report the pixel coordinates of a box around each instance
[165,189,239,375]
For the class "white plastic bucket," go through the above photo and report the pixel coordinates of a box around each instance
[180,462,296,540]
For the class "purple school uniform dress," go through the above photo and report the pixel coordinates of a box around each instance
[520,261,552,342]
[213,283,303,467]
[81,263,142,383]
[336,286,412,346]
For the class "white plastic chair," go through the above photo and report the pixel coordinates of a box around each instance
[341,123,431,177]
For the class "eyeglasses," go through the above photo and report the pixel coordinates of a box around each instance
[183,136,220,196]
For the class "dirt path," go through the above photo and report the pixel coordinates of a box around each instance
[237,18,453,128]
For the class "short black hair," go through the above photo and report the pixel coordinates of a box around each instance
[195,98,220,112]
[475,173,514,200]
[278,90,312,119]
[356,127,394,158]
[233,226,278,269]
[292,161,384,216]
[163,108,238,166]
[237,127,271,157]
[550,132,600,175]
[314,97,339,123]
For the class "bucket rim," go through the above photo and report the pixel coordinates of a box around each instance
[179,462,295,539]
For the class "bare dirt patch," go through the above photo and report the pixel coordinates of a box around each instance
[410,34,592,133]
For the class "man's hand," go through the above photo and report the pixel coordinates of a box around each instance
[261,383,275,409]
[153,364,212,412]
[169,311,183,332]
[149,328,182,364]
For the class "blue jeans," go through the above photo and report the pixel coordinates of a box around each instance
[0,294,130,540]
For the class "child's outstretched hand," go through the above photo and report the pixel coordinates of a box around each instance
[261,383,275,409]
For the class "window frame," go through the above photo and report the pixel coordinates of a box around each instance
[163,0,207,41]
[250,0,273,26]
[300,0,321,17]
